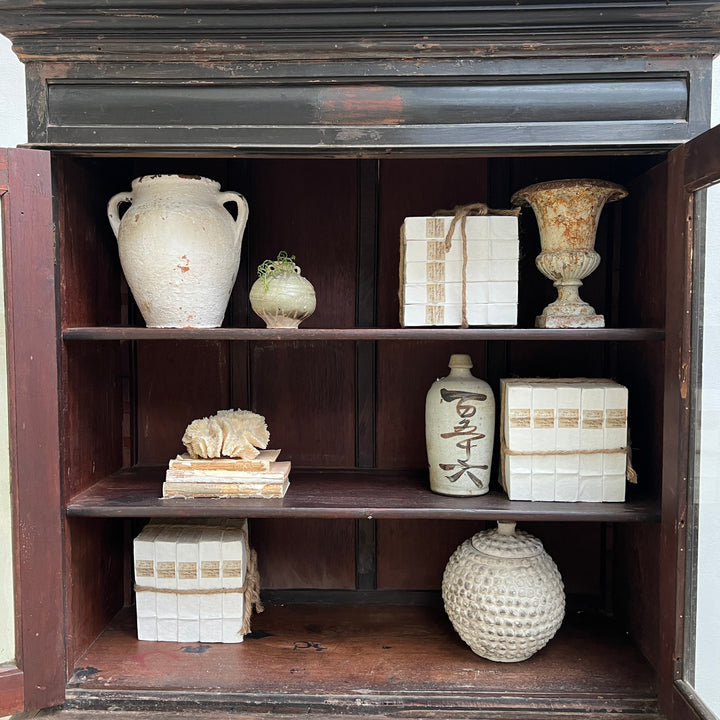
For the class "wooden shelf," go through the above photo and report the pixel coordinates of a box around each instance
[62,326,666,342]
[66,467,660,521]
[65,604,658,716]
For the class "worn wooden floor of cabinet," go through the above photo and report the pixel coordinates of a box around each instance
[27,603,658,719]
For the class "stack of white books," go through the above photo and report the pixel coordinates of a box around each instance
[162,449,290,498]
[133,519,249,643]
[399,214,519,327]
[500,378,630,502]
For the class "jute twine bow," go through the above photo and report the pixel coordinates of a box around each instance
[433,203,520,328]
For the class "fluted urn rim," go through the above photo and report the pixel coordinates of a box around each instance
[511,178,628,207]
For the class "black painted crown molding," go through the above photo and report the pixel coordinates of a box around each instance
[1,1,720,61]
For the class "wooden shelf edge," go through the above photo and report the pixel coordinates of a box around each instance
[65,468,660,522]
[62,326,666,342]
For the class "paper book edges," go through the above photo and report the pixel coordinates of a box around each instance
[169,449,281,472]
[162,458,291,498]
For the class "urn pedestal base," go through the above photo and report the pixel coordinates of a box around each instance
[536,312,604,328]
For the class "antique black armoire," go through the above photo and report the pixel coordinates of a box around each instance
[0,2,719,719]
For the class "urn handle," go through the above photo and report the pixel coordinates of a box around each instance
[218,191,249,249]
[107,191,134,239]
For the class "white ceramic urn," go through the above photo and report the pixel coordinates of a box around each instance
[442,521,566,662]
[107,174,249,328]
[425,354,495,496]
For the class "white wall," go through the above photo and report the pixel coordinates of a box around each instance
[0,33,25,667]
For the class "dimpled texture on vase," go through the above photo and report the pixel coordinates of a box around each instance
[442,521,565,662]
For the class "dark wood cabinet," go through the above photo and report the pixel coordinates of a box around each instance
[1,3,720,718]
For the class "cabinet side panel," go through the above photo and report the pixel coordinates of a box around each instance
[56,156,123,327]
[4,148,65,709]
[66,517,124,673]
[614,162,670,674]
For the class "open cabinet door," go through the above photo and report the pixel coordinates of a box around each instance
[655,123,720,720]
[0,147,65,714]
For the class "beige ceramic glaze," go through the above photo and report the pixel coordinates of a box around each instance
[108,174,249,328]
[511,179,627,328]
[442,521,566,662]
[425,354,495,496]
[249,265,316,328]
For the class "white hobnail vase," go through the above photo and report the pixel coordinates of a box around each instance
[442,521,566,662]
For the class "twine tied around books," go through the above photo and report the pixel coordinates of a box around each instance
[500,442,638,484]
[433,203,520,328]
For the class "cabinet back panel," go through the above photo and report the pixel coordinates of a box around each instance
[250,341,356,467]
[377,520,604,600]
[246,159,358,329]
[376,340,488,468]
[376,158,489,329]
[251,518,356,590]
[135,340,231,464]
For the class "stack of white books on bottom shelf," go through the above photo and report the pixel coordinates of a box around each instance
[162,449,290,498]
[134,519,250,643]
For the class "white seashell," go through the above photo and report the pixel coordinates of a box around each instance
[182,409,270,460]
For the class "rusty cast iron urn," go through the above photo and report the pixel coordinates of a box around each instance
[511,178,627,328]
[442,521,565,662]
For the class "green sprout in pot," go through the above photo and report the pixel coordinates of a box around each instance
[249,251,316,328]
[256,251,298,290]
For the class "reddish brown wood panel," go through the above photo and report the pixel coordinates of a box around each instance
[246,159,358,330]
[657,138,694,718]
[240,160,359,590]
[66,518,125,673]
[249,341,355,466]
[377,520,604,598]
[0,152,8,190]
[0,664,24,716]
[376,340,487,468]
[682,122,720,193]
[4,148,65,709]
[251,518,356,589]
[63,343,124,498]
[611,160,671,677]
[135,340,231,464]
[376,519,480,589]
[56,156,123,328]
[376,157,489,330]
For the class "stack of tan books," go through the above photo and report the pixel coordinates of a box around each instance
[162,450,290,498]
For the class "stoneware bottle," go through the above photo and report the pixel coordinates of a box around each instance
[425,353,495,496]
[442,521,566,662]
[107,174,249,328]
